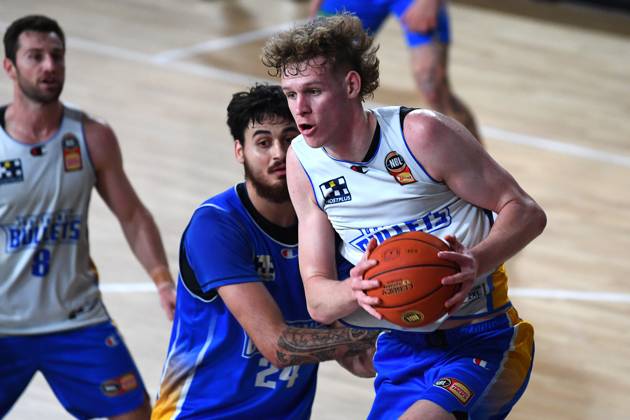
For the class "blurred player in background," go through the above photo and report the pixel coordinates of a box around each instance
[151,84,377,420]
[309,0,482,141]
[0,14,176,419]
[263,14,546,419]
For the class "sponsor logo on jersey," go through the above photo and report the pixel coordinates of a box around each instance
[434,377,474,405]
[280,247,298,259]
[348,207,452,252]
[255,255,275,281]
[1,211,82,253]
[319,176,351,205]
[30,146,44,156]
[473,358,489,369]
[100,372,138,397]
[62,133,83,172]
[105,334,119,347]
[384,151,416,185]
[0,159,23,185]
[463,283,489,305]
[350,165,368,174]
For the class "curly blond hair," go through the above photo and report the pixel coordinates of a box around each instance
[261,13,380,100]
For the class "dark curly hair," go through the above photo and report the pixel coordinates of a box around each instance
[227,84,295,144]
[4,15,65,63]
[261,13,379,101]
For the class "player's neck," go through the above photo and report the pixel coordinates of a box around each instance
[5,95,63,144]
[245,182,297,228]
[325,107,375,162]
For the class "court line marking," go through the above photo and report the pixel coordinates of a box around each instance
[69,37,258,86]
[482,126,630,168]
[101,282,630,303]
[151,20,307,64]
[508,288,630,303]
[1,20,628,168]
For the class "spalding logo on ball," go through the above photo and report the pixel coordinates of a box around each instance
[402,310,424,324]
[364,231,460,328]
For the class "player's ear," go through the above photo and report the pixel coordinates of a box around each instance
[3,57,16,80]
[344,70,362,99]
[234,139,245,163]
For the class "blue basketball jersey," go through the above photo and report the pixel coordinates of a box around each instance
[152,184,319,420]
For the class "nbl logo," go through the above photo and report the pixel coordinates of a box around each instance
[384,151,416,185]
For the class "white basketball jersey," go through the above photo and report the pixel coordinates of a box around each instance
[0,105,109,335]
[291,106,511,331]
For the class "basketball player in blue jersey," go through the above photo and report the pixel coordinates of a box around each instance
[263,14,547,419]
[0,15,177,419]
[151,84,378,420]
[308,0,482,141]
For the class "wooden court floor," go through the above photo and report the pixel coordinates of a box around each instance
[1,0,629,418]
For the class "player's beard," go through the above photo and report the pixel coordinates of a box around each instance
[16,70,63,104]
[243,159,290,204]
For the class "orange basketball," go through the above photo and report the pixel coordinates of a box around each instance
[364,231,460,328]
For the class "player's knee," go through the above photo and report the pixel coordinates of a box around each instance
[417,77,448,108]
[412,65,447,107]
[421,83,445,107]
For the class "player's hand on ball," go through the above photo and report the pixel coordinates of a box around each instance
[349,238,382,319]
[438,235,478,313]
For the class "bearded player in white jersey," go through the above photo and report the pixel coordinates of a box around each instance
[263,14,547,420]
[0,15,175,419]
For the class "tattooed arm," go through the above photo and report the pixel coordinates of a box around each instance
[218,281,379,370]
[277,325,379,372]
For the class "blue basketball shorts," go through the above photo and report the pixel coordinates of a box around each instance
[0,321,147,419]
[369,307,535,419]
[319,0,451,47]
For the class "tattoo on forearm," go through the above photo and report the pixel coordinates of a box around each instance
[276,327,380,366]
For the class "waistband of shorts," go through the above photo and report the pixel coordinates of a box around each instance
[388,307,521,347]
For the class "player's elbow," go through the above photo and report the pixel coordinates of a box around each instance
[254,328,296,369]
[303,282,341,324]
[253,338,288,368]
[307,304,336,325]
[527,200,547,237]
[259,347,290,369]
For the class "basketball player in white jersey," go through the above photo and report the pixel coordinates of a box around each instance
[263,14,547,420]
[0,15,175,419]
